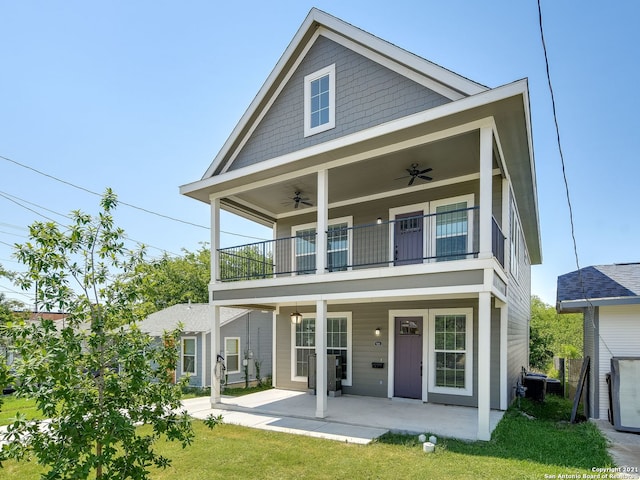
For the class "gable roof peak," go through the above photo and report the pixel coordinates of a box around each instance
[198,8,489,181]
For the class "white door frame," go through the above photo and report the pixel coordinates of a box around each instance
[387,309,429,401]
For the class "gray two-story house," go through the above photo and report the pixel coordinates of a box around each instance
[181,8,541,440]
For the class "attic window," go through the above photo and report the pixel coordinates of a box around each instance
[304,64,335,137]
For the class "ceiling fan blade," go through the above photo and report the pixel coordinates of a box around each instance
[408,176,416,186]
[418,168,432,174]
[394,175,410,180]
[418,175,432,181]
[301,201,313,206]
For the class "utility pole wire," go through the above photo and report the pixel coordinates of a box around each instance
[1,154,269,241]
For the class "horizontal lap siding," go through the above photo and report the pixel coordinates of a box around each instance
[506,245,530,403]
[221,312,273,386]
[597,305,640,420]
[275,181,481,272]
[275,299,502,408]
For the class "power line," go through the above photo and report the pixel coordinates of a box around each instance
[1,153,269,241]
[0,230,28,239]
[537,0,612,357]
[0,222,27,232]
[1,153,209,229]
[0,191,182,257]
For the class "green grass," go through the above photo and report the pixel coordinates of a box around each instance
[0,395,42,426]
[0,396,613,479]
[222,383,273,397]
[180,383,274,399]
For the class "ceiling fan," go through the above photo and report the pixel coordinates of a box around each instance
[396,163,433,186]
[289,191,313,209]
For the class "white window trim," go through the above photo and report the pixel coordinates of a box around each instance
[388,203,429,264]
[430,194,475,261]
[428,308,474,397]
[387,309,429,401]
[291,216,353,274]
[224,336,241,374]
[388,195,475,264]
[181,336,197,376]
[304,64,336,137]
[290,311,352,386]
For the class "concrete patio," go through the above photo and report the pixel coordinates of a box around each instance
[182,388,504,444]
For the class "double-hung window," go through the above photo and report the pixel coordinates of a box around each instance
[294,228,317,274]
[181,337,196,376]
[225,337,240,374]
[428,309,473,396]
[293,217,351,274]
[291,313,352,385]
[304,64,335,137]
[327,223,349,271]
[430,195,474,261]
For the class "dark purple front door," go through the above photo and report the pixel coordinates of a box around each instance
[394,316,423,399]
[394,211,423,266]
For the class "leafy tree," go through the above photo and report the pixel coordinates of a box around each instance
[129,245,210,318]
[0,190,195,479]
[530,295,583,371]
[219,244,274,281]
[0,292,25,403]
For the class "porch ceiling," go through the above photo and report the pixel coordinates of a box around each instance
[228,131,486,219]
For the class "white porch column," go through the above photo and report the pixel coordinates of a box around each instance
[477,291,492,441]
[210,304,221,407]
[201,331,207,389]
[479,126,493,259]
[498,299,509,410]
[210,196,221,284]
[315,299,327,418]
[316,169,328,274]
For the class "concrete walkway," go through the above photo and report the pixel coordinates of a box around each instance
[182,389,504,444]
[593,420,640,479]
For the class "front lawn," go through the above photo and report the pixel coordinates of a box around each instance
[0,395,42,426]
[0,396,613,479]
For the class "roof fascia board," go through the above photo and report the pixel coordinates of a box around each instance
[219,29,321,176]
[201,8,488,180]
[201,10,319,180]
[558,296,640,311]
[180,80,529,197]
[195,117,494,202]
[520,83,542,263]
[320,28,466,101]
[317,14,486,97]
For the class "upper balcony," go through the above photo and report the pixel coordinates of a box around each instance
[218,207,505,282]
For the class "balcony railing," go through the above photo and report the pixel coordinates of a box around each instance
[218,206,508,282]
[492,216,506,268]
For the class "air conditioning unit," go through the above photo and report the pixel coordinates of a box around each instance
[308,354,342,396]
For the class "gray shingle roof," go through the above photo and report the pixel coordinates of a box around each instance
[557,263,640,306]
[137,304,248,337]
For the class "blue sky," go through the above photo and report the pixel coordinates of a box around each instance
[1,1,638,308]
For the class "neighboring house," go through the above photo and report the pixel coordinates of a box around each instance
[180,8,541,440]
[557,263,640,423]
[3,311,68,366]
[138,304,272,388]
